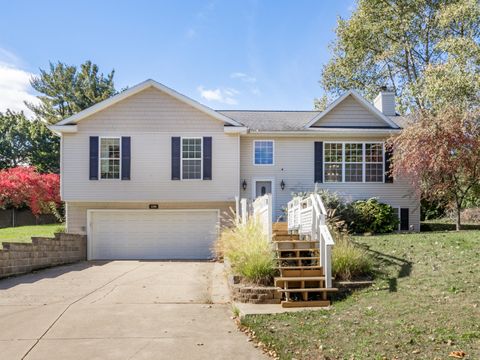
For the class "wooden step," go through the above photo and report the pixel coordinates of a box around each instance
[276,243,318,251]
[276,256,320,260]
[274,239,316,244]
[273,234,301,241]
[277,265,323,270]
[275,276,325,282]
[279,287,339,293]
[276,248,319,251]
[281,300,331,308]
[273,222,288,231]
[280,269,323,277]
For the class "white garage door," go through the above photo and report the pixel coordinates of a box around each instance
[88,210,219,260]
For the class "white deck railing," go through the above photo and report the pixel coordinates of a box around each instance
[287,193,335,288]
[252,194,273,241]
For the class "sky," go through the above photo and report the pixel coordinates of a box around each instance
[0,0,355,116]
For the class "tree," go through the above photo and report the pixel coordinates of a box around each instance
[0,167,60,216]
[387,107,480,230]
[321,0,480,113]
[0,110,32,168]
[0,111,60,173]
[26,60,116,124]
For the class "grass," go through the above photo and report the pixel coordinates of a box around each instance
[242,230,480,359]
[0,224,64,246]
[332,234,373,280]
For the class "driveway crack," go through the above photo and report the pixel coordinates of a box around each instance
[21,263,146,360]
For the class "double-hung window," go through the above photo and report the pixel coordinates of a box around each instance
[254,140,274,165]
[324,143,343,182]
[365,143,384,182]
[345,143,363,182]
[182,138,202,179]
[324,142,384,183]
[100,138,120,179]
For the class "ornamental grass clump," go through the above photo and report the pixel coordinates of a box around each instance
[215,217,276,284]
[332,233,373,281]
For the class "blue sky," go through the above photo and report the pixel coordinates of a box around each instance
[0,0,355,115]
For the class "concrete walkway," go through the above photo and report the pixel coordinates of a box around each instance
[0,261,266,359]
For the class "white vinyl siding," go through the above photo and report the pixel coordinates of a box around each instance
[61,87,240,202]
[240,136,420,231]
[312,94,389,127]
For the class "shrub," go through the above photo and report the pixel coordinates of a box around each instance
[0,166,61,216]
[332,234,373,281]
[348,198,398,234]
[215,218,276,283]
[460,207,480,224]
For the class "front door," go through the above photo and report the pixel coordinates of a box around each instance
[255,181,272,198]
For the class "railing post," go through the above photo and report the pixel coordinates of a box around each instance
[325,244,332,288]
[235,196,240,224]
[267,194,273,241]
[240,198,248,224]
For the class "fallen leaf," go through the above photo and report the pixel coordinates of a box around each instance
[448,351,466,359]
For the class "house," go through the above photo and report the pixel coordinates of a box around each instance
[50,79,419,260]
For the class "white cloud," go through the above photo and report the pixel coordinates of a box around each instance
[0,58,39,117]
[230,72,257,83]
[197,86,238,105]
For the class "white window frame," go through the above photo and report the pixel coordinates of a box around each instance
[324,142,343,183]
[323,141,385,183]
[180,137,203,180]
[365,142,385,183]
[253,140,275,166]
[99,136,121,180]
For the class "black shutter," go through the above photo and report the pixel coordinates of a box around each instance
[400,208,409,231]
[314,142,323,183]
[121,136,131,180]
[171,137,181,180]
[203,137,212,180]
[89,136,99,180]
[385,147,393,183]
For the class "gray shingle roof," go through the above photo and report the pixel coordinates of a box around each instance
[218,110,320,131]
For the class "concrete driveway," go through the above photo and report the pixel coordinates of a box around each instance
[0,261,266,359]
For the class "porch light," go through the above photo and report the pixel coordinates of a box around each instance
[280,180,285,190]
[242,179,247,191]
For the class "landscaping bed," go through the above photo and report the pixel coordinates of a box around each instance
[241,230,480,359]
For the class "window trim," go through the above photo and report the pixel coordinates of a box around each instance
[323,141,385,183]
[99,136,121,180]
[180,136,203,180]
[253,140,275,166]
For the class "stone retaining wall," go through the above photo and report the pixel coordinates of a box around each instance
[0,233,87,279]
[230,283,282,304]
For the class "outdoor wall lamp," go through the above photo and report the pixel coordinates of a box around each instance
[280,180,285,190]
[242,179,247,191]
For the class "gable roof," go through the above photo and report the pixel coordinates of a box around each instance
[218,110,320,131]
[304,90,400,129]
[55,79,242,127]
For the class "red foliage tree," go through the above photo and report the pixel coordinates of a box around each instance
[388,107,480,230]
[0,167,61,216]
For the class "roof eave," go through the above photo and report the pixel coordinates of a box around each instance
[56,79,243,127]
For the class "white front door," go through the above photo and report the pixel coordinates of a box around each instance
[255,181,272,198]
[88,210,219,260]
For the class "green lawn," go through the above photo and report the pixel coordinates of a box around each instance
[242,230,480,360]
[0,224,64,245]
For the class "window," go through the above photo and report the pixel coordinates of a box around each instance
[392,207,400,231]
[182,138,202,179]
[323,142,384,183]
[365,143,384,182]
[345,143,363,182]
[254,141,274,165]
[324,143,343,182]
[100,138,120,179]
